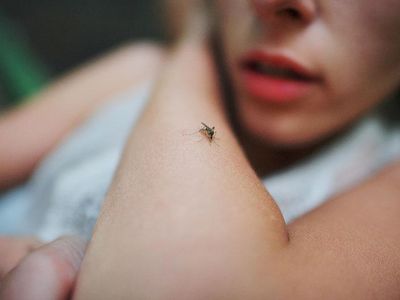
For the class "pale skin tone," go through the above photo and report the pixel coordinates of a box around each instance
[0,42,165,298]
[1,0,400,299]
[0,42,165,190]
[71,36,400,300]
[0,236,87,300]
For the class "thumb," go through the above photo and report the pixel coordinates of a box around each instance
[0,236,87,300]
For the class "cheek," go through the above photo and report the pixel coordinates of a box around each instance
[322,0,400,102]
[322,31,400,123]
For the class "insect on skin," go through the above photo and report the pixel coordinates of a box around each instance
[199,122,216,143]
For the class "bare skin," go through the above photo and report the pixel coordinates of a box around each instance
[0,42,165,190]
[0,42,164,300]
[1,2,399,298]
[0,237,42,279]
[0,237,87,300]
[72,34,400,299]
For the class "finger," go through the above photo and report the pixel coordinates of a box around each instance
[0,237,43,279]
[0,236,87,300]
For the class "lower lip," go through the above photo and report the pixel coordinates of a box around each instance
[240,69,316,104]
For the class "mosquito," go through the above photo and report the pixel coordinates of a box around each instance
[199,122,217,143]
[182,122,218,145]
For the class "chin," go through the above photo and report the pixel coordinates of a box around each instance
[238,107,332,150]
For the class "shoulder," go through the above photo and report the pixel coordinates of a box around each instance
[284,160,400,298]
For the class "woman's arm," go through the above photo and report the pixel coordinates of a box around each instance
[0,42,165,190]
[73,35,288,299]
[73,36,400,299]
[283,162,400,299]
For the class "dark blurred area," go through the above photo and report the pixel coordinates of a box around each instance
[0,0,165,107]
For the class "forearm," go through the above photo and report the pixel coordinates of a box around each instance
[74,39,288,299]
[72,35,400,299]
[0,43,165,190]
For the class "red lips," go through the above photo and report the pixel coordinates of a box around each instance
[239,50,321,104]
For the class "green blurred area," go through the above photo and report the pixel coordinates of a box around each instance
[0,11,50,107]
[0,0,164,109]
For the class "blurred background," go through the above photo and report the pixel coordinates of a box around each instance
[0,0,165,108]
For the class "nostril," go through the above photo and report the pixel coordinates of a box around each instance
[251,0,318,25]
[278,7,302,20]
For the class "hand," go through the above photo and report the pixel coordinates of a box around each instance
[0,236,43,279]
[0,236,87,300]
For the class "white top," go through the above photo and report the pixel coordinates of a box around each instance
[0,83,399,241]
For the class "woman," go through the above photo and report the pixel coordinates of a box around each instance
[1,0,400,298]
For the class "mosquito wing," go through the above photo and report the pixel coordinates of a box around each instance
[201,122,213,131]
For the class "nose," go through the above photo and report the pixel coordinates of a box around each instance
[251,0,317,25]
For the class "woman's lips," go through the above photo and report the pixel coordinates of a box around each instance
[239,51,321,104]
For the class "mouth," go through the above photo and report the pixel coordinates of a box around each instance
[239,50,321,104]
[242,60,313,81]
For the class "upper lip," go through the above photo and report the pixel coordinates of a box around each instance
[239,50,321,81]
